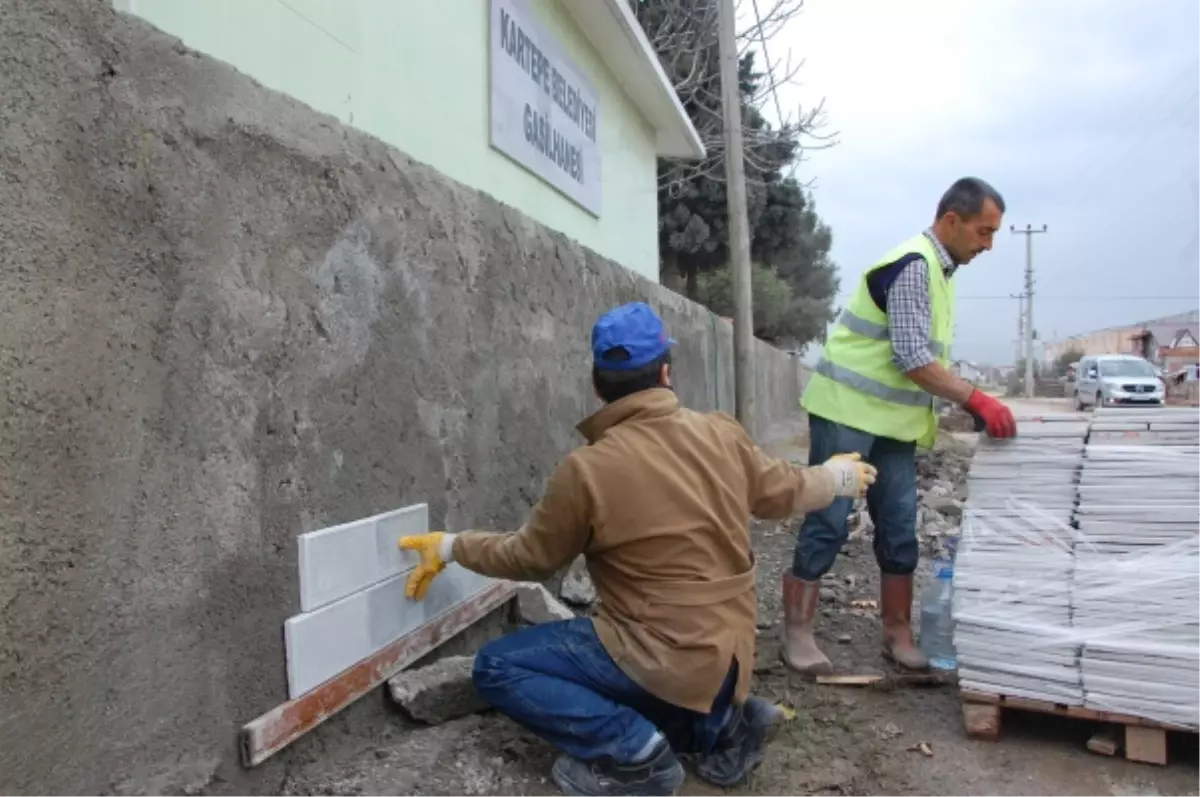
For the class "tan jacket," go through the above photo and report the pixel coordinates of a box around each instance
[452,389,836,713]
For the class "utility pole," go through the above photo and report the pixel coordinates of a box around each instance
[1010,224,1047,398]
[1010,292,1024,368]
[717,0,755,435]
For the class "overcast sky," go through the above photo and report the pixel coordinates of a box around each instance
[758,0,1200,366]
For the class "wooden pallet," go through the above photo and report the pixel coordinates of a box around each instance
[961,690,1198,766]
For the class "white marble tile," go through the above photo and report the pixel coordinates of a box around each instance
[284,563,492,698]
[297,503,429,612]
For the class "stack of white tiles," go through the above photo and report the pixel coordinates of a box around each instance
[282,504,495,699]
[953,414,1091,704]
[1075,407,1200,728]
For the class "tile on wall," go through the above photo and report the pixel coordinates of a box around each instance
[284,563,492,698]
[297,504,428,613]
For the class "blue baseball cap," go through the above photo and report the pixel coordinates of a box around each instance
[591,302,677,371]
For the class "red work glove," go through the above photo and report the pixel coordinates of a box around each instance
[964,389,1017,439]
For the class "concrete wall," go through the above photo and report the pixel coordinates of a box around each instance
[111,0,662,282]
[0,1,809,793]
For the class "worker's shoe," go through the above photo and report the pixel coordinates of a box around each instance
[695,696,786,787]
[880,573,929,670]
[781,572,833,675]
[551,738,684,796]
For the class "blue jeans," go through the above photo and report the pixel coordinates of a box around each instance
[472,617,735,763]
[792,414,919,580]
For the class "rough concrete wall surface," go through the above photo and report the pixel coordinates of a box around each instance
[0,1,810,793]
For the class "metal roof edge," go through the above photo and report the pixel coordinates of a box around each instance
[559,0,705,160]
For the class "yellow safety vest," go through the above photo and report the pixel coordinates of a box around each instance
[801,233,956,449]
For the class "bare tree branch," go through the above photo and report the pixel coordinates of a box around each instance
[632,0,839,193]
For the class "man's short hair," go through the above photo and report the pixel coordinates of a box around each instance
[592,350,671,403]
[936,177,1005,221]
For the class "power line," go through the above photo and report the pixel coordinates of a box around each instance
[1041,61,1200,208]
[1021,87,1199,299]
[1024,84,1197,274]
[1060,89,1197,196]
[1050,170,1200,269]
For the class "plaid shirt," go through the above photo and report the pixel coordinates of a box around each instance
[887,229,956,373]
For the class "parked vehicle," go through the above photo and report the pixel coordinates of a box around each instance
[1073,354,1165,410]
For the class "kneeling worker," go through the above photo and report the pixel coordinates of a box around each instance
[400,301,877,797]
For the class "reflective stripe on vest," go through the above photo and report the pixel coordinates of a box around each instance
[800,232,955,448]
[813,358,934,408]
[837,309,946,358]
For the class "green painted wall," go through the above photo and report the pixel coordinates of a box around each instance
[114,0,660,281]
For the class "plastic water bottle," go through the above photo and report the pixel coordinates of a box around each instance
[919,559,957,670]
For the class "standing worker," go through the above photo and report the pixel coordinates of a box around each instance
[399,301,878,796]
[782,178,1018,675]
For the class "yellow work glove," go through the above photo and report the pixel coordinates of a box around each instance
[398,531,453,600]
[819,452,878,499]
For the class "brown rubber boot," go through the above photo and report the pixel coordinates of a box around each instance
[880,573,929,670]
[780,573,833,675]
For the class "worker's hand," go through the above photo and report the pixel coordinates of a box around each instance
[964,389,1018,439]
[820,452,878,499]
[398,532,454,600]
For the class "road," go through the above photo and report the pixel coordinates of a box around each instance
[1004,396,1087,419]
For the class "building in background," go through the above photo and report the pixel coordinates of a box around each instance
[113,0,703,283]
[1042,324,1142,362]
[1042,309,1200,371]
[952,359,983,383]
[1130,313,1200,373]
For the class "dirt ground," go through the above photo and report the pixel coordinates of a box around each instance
[280,411,1199,796]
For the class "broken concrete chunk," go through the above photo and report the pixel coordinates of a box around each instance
[559,555,597,606]
[918,505,946,529]
[922,495,964,522]
[387,655,488,725]
[515,582,575,624]
[926,482,951,498]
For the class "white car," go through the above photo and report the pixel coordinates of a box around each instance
[1073,354,1165,410]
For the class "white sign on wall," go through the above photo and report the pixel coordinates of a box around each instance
[489,0,602,216]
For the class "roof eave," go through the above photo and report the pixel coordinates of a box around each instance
[559,0,705,160]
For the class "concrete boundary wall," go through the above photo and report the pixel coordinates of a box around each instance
[0,1,810,793]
